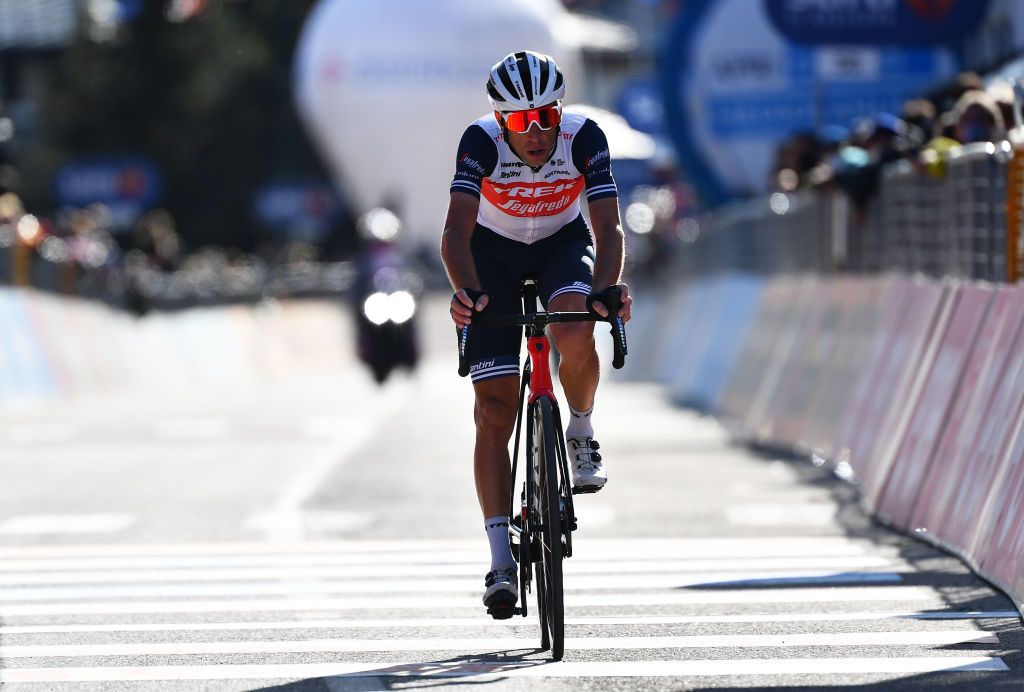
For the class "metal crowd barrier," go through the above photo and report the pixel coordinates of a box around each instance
[679,140,1022,283]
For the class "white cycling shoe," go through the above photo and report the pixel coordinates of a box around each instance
[483,567,518,619]
[569,437,606,493]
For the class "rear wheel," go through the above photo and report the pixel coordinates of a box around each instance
[532,397,564,660]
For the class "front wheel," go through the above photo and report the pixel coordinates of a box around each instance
[532,397,564,660]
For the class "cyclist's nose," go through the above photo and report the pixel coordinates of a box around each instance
[525,124,546,144]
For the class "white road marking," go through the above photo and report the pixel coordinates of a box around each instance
[0,536,873,559]
[2,611,1016,635]
[0,571,904,601]
[0,631,1000,659]
[0,423,79,444]
[727,503,838,527]
[0,514,135,536]
[0,658,1008,683]
[152,418,227,439]
[0,587,933,616]
[0,556,900,584]
[0,549,894,572]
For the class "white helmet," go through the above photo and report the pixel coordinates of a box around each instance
[486,50,565,113]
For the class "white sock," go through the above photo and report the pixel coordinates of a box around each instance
[485,516,516,572]
[566,402,594,439]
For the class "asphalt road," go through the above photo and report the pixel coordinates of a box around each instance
[0,295,1021,690]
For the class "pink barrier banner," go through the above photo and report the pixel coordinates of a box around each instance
[796,277,886,457]
[831,278,916,467]
[910,286,1024,545]
[771,279,846,448]
[840,281,949,507]
[748,276,827,445]
[876,285,994,529]
[975,398,1024,607]
[718,278,793,423]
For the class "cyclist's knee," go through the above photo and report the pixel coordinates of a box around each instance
[551,323,595,363]
[474,390,517,436]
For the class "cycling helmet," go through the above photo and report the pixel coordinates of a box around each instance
[486,50,565,113]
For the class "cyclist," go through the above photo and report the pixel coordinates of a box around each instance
[440,50,632,617]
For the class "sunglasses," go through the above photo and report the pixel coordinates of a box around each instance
[501,104,562,133]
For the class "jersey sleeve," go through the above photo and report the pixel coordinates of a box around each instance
[571,119,618,203]
[450,124,498,199]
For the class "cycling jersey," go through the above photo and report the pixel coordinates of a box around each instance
[450,110,618,244]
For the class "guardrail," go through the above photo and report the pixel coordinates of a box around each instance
[678,139,1024,283]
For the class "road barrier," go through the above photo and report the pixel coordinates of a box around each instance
[0,287,353,402]
[630,273,1024,618]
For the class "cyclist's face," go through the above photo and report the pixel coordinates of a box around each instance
[500,114,558,167]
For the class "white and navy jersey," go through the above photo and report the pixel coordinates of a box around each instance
[450,110,617,244]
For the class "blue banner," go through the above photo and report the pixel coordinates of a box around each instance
[765,0,990,46]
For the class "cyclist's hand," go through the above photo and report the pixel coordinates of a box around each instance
[451,288,488,327]
[588,283,632,322]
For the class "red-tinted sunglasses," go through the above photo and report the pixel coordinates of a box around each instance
[500,104,562,133]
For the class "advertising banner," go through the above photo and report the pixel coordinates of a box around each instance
[876,286,993,529]
[54,157,163,231]
[798,277,886,458]
[911,286,1024,548]
[661,0,990,204]
[856,282,950,510]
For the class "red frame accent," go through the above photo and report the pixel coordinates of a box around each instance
[526,335,555,403]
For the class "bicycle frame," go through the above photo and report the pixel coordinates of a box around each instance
[456,280,626,657]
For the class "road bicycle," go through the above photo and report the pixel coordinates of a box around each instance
[457,281,627,660]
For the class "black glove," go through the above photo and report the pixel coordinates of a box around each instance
[586,285,623,315]
[454,287,485,308]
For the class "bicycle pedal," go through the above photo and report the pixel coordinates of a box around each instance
[572,485,603,495]
[485,599,517,620]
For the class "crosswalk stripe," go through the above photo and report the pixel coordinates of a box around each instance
[0,555,898,579]
[0,514,135,536]
[0,657,1008,683]
[0,537,871,559]
[0,571,905,602]
[0,631,1001,658]
[0,587,932,616]
[1,611,1016,635]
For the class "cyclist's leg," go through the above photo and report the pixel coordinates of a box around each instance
[538,218,599,414]
[469,226,526,613]
[472,376,518,518]
[468,225,525,519]
[538,219,606,491]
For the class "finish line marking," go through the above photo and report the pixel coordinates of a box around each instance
[2,611,1016,635]
[0,587,933,616]
[0,631,1001,658]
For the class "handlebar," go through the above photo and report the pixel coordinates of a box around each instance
[457,286,628,377]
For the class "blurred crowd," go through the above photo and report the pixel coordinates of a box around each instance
[0,192,355,314]
[770,71,1016,209]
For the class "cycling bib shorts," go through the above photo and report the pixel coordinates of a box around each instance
[467,215,595,383]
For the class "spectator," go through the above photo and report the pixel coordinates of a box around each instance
[951,89,1005,143]
[986,81,1018,131]
[901,98,936,152]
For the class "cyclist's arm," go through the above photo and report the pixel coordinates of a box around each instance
[441,191,482,295]
[588,196,625,291]
[443,123,498,323]
[574,118,631,320]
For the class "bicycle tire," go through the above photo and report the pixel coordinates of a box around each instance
[532,396,564,660]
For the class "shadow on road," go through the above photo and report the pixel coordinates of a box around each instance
[250,649,550,691]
